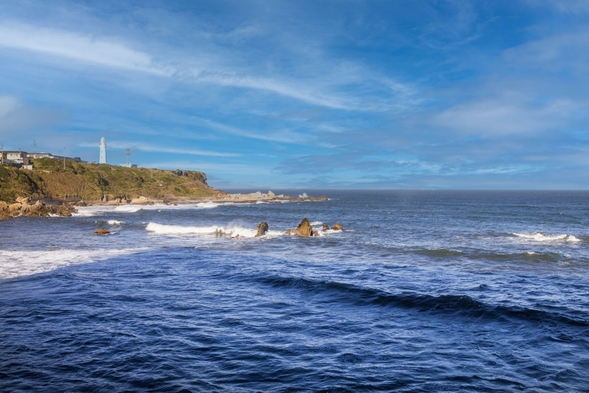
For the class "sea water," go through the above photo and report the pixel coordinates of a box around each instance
[1,190,589,392]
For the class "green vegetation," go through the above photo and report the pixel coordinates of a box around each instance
[0,158,221,202]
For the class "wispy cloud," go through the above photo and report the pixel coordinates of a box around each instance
[0,95,66,136]
[0,22,167,75]
[192,116,306,144]
[78,141,239,157]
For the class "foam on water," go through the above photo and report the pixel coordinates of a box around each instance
[513,232,582,242]
[0,248,147,279]
[145,222,281,238]
[74,202,223,217]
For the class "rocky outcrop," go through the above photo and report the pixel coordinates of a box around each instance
[0,197,77,219]
[285,218,314,236]
[331,223,343,231]
[256,222,269,237]
[94,228,110,235]
[130,196,154,205]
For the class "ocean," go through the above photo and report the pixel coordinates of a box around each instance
[1,190,589,392]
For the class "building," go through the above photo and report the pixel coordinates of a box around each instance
[1,151,83,165]
[27,152,83,162]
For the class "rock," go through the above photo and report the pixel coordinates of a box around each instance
[9,203,22,212]
[295,218,313,236]
[331,223,343,231]
[268,190,275,198]
[94,228,110,235]
[16,196,30,204]
[322,224,329,231]
[75,201,87,207]
[0,201,7,210]
[130,196,153,205]
[313,230,320,237]
[256,221,269,237]
[57,207,73,217]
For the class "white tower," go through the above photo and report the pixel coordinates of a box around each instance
[99,137,107,164]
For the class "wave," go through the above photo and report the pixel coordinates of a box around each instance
[415,248,564,263]
[0,248,147,279]
[145,222,284,238]
[513,232,582,242]
[256,275,589,327]
[74,202,223,217]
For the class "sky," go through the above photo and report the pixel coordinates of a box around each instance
[0,0,588,190]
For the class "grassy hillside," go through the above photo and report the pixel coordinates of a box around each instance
[0,158,223,202]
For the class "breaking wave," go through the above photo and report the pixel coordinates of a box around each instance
[513,232,582,242]
[145,222,283,238]
[0,248,147,279]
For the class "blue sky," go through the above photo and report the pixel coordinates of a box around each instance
[0,0,588,189]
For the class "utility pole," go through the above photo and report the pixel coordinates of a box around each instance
[126,148,131,166]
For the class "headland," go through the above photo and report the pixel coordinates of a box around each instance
[0,158,326,219]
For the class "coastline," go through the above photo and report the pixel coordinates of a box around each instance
[0,191,328,220]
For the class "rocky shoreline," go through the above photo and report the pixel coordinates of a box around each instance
[0,191,328,220]
[0,197,77,219]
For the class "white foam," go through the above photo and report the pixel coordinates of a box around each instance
[310,221,323,226]
[196,202,220,209]
[0,248,146,279]
[74,202,224,217]
[107,220,125,226]
[146,222,272,238]
[513,232,582,243]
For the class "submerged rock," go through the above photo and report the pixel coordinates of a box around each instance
[94,228,110,235]
[322,224,329,231]
[256,221,269,237]
[331,223,343,231]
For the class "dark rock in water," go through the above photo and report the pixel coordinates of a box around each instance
[331,223,343,231]
[256,221,269,237]
[322,224,329,231]
[296,218,313,237]
[94,228,110,235]
[74,200,87,207]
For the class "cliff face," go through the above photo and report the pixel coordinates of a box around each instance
[0,158,222,203]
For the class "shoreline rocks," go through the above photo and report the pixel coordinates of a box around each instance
[0,198,77,220]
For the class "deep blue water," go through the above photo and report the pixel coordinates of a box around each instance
[1,190,589,392]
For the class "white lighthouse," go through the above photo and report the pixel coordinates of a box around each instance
[99,137,107,164]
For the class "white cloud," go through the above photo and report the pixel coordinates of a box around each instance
[0,95,65,135]
[78,141,239,157]
[524,0,589,14]
[193,116,306,144]
[431,98,580,136]
[0,22,167,75]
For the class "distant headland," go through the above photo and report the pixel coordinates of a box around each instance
[0,158,326,219]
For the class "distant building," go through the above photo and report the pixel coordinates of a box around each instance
[27,152,83,162]
[99,137,107,164]
[1,151,84,166]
